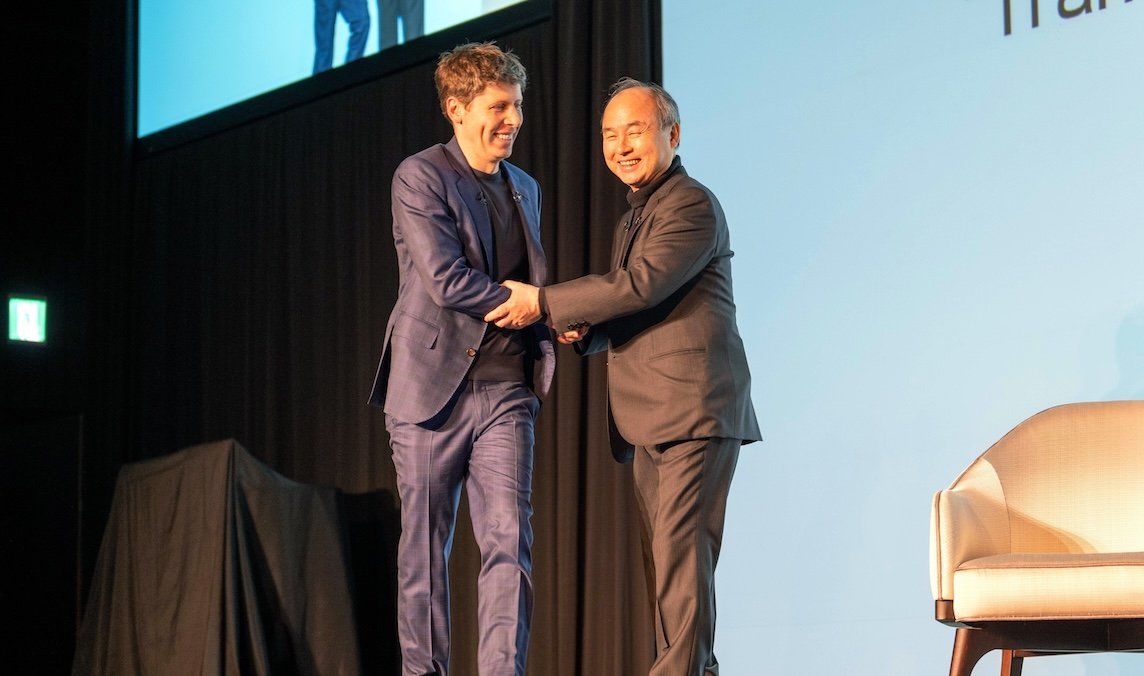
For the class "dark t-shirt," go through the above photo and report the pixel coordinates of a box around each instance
[470,167,531,381]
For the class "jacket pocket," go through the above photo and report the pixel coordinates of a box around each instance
[391,312,439,349]
[645,346,706,363]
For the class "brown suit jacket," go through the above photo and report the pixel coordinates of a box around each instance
[544,165,761,461]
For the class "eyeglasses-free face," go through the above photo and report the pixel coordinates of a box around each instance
[448,81,523,174]
[601,87,679,191]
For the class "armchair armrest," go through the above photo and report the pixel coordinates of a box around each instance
[930,458,1011,606]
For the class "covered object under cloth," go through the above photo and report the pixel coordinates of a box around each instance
[72,439,363,675]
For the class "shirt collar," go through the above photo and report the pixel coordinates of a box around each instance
[626,155,683,209]
[470,165,501,181]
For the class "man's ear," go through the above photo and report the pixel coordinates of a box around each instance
[446,96,466,125]
[669,122,681,149]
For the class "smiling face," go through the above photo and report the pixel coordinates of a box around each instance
[447,81,523,173]
[601,87,679,191]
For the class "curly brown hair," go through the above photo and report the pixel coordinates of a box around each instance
[434,42,527,119]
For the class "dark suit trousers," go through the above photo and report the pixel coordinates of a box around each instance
[632,437,740,676]
[377,0,424,49]
[386,380,538,676]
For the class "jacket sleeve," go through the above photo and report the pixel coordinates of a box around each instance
[545,184,718,328]
[392,157,511,317]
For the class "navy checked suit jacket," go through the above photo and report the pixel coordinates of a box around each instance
[368,137,554,424]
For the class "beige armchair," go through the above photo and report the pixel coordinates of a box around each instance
[930,401,1144,675]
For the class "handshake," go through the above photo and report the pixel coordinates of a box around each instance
[483,280,588,344]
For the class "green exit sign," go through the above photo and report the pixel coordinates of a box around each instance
[8,295,47,343]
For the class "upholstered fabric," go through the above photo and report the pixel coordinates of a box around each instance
[954,552,1144,621]
[930,456,1010,601]
[930,401,1144,621]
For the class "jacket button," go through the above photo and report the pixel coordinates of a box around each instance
[466,348,478,357]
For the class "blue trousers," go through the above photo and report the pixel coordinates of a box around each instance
[386,380,538,676]
[313,0,370,74]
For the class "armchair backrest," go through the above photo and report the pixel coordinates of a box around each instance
[965,401,1144,554]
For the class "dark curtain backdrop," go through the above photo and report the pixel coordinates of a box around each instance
[114,2,659,673]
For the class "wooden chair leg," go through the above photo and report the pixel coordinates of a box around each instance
[950,627,1007,676]
[1000,649,1024,676]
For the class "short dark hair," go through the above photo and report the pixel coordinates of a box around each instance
[604,77,680,129]
[435,42,527,119]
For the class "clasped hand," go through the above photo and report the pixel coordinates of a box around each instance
[556,327,588,344]
[484,280,541,329]
[483,281,591,342]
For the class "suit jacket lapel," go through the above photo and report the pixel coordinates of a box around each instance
[503,165,548,286]
[614,211,645,270]
[612,168,687,270]
[444,137,496,273]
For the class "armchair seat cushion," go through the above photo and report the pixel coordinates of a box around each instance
[954,551,1144,622]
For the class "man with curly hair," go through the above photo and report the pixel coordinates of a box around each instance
[368,42,552,675]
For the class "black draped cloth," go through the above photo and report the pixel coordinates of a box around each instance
[72,440,362,675]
